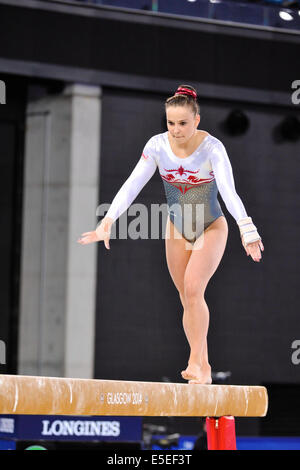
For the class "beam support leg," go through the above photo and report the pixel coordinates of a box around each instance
[206,416,237,450]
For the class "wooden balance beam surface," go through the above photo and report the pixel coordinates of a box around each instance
[0,375,268,417]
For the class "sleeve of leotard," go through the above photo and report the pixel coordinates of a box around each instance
[104,137,158,223]
[209,141,248,222]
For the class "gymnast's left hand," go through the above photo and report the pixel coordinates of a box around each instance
[244,239,264,262]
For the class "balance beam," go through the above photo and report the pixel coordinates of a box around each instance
[0,375,268,417]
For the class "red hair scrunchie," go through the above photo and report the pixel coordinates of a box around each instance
[175,87,197,100]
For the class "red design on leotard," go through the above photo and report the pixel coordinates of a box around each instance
[161,168,215,194]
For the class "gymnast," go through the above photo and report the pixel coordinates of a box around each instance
[77,85,264,385]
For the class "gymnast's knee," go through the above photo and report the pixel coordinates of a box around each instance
[184,280,205,306]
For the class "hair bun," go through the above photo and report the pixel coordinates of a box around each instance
[175,86,197,100]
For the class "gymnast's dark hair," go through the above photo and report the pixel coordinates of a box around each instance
[165,85,200,116]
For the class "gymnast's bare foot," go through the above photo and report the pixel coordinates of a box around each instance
[181,363,212,384]
[188,377,212,385]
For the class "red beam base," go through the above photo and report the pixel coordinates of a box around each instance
[206,416,237,450]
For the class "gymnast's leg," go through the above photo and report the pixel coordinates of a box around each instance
[182,216,228,383]
[165,214,192,301]
[165,216,205,378]
[165,215,228,384]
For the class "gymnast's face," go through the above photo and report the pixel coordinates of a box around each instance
[166,105,200,144]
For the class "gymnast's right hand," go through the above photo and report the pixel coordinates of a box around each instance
[77,217,113,250]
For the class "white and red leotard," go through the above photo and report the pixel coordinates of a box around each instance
[104,131,249,243]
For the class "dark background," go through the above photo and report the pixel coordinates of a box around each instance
[0,0,300,436]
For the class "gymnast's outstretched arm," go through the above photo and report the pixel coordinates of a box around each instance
[210,141,264,260]
[77,138,157,248]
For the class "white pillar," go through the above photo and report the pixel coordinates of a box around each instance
[18,84,101,378]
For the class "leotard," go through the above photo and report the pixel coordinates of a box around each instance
[104,132,248,243]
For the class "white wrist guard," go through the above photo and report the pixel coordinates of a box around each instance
[237,217,261,246]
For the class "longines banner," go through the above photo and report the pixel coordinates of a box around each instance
[0,415,142,442]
